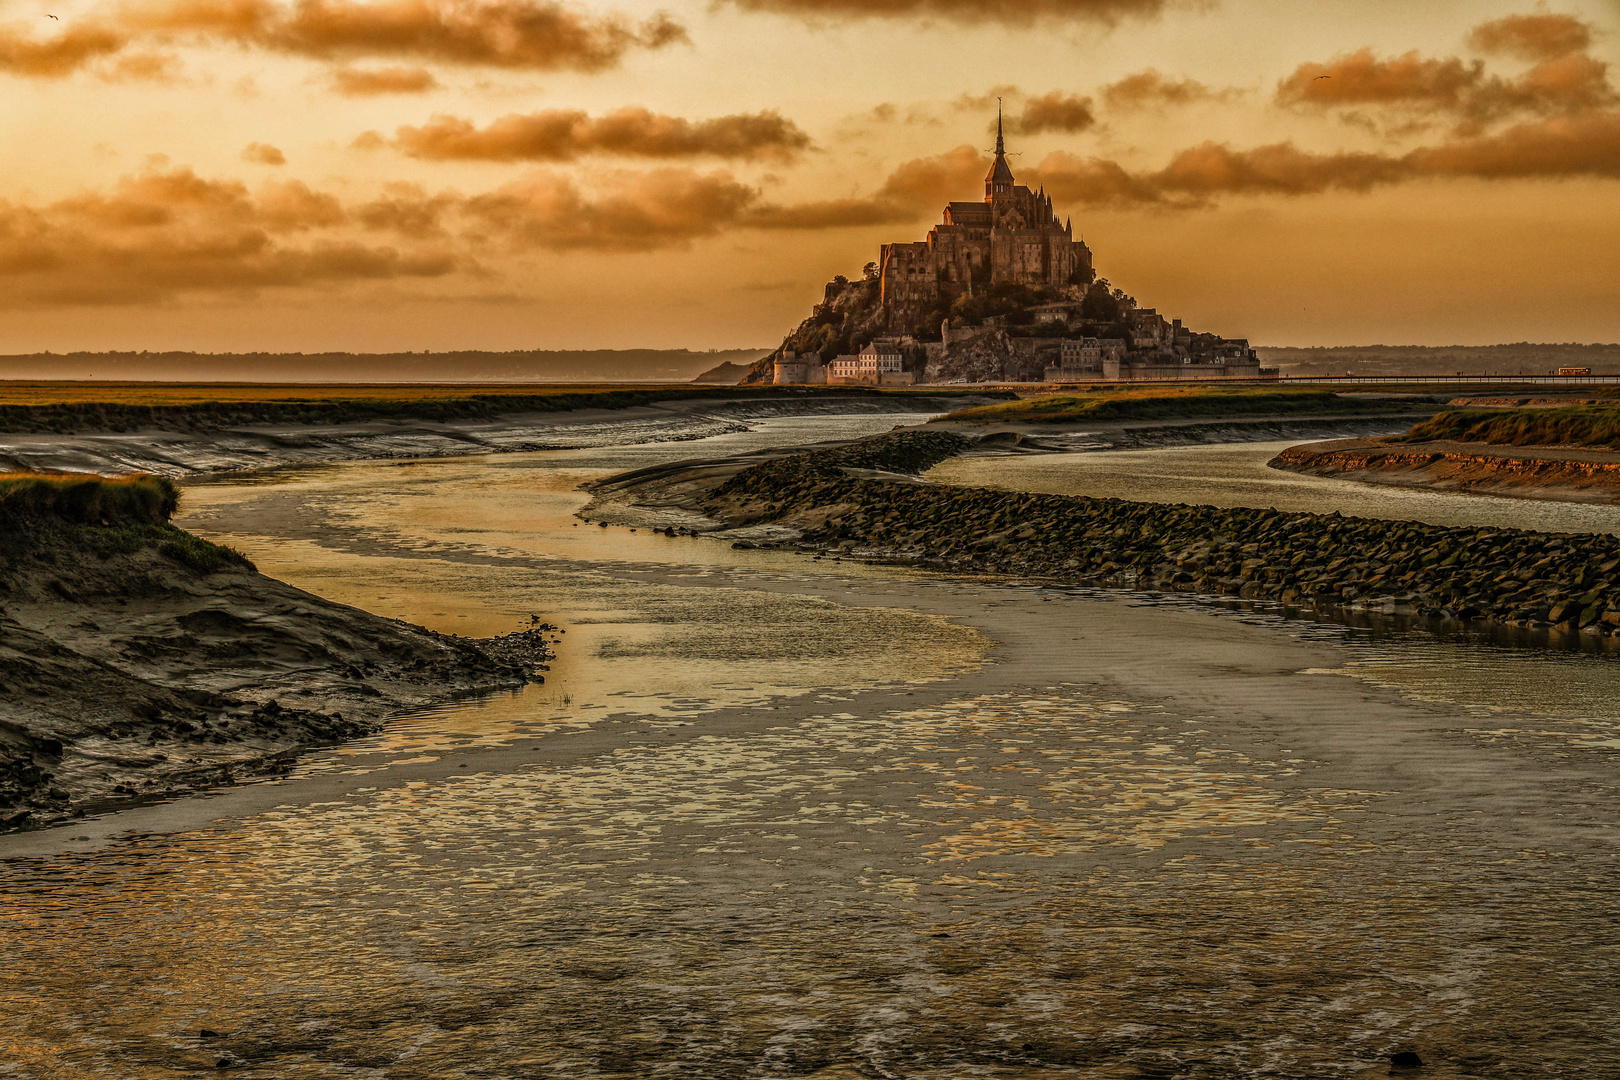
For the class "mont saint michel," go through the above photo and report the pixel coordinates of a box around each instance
[757,113,1266,387]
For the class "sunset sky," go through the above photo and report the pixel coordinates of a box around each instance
[3,0,1620,354]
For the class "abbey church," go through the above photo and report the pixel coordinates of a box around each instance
[877,110,1092,327]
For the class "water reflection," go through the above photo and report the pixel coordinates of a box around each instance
[3,679,1614,1077]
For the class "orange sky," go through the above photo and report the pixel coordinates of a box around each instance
[3,0,1619,353]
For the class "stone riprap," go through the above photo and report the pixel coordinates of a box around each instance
[710,430,1620,639]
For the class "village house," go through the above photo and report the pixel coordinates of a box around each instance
[828,342,912,385]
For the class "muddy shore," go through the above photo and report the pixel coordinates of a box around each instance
[588,429,1620,647]
[0,392,993,478]
[1273,435,1620,503]
[0,507,553,829]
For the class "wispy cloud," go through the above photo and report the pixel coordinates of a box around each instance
[716,0,1173,27]
[328,65,441,95]
[371,108,813,163]
[0,0,687,79]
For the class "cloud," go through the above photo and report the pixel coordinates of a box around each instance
[749,144,986,227]
[1009,92,1096,134]
[1024,110,1620,209]
[1468,11,1592,61]
[0,23,126,77]
[329,65,440,94]
[0,165,455,307]
[1277,41,1615,127]
[241,142,286,165]
[1102,68,1227,109]
[1278,49,1489,113]
[0,0,687,79]
[355,184,459,237]
[717,0,1170,27]
[464,167,758,250]
[383,107,812,162]
[1410,109,1620,180]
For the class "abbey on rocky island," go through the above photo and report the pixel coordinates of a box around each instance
[877,109,1093,327]
[760,112,1269,386]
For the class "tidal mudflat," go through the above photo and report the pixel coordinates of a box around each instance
[3,417,1618,1078]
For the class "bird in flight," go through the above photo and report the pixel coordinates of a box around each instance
[1314,75,1331,80]
[45,12,58,17]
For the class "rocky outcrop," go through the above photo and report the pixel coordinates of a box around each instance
[924,328,1017,383]
[1272,438,1620,503]
[702,430,1620,644]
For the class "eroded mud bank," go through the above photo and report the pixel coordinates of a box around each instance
[0,513,551,828]
[1272,436,1620,503]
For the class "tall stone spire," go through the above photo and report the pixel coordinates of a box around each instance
[985,100,1015,200]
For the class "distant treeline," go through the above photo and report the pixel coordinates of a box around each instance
[1258,344,1620,376]
[0,348,772,384]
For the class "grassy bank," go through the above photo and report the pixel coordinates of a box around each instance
[1402,406,1620,449]
[934,385,1431,425]
[0,471,177,524]
[0,472,253,572]
[0,382,1001,435]
[711,431,1620,641]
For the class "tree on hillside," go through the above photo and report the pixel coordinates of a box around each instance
[1081,282,1121,323]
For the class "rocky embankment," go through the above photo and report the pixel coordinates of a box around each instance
[701,430,1620,642]
[1273,438,1620,503]
[0,476,554,829]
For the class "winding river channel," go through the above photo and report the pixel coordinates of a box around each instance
[3,417,1618,1079]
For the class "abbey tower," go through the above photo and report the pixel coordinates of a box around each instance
[877,108,1093,332]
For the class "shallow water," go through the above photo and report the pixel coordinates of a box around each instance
[3,418,1619,1079]
[930,441,1620,535]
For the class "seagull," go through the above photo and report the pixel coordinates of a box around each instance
[46,12,59,17]
[1314,75,1331,80]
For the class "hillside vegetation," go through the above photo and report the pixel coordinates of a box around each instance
[1402,406,1620,449]
[934,385,1431,425]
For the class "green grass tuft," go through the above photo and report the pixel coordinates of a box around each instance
[0,472,178,525]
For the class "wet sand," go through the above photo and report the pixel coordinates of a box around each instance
[2,422,1618,1076]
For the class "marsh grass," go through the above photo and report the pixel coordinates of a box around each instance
[0,472,253,572]
[935,385,1421,424]
[1402,406,1620,449]
[0,472,178,524]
